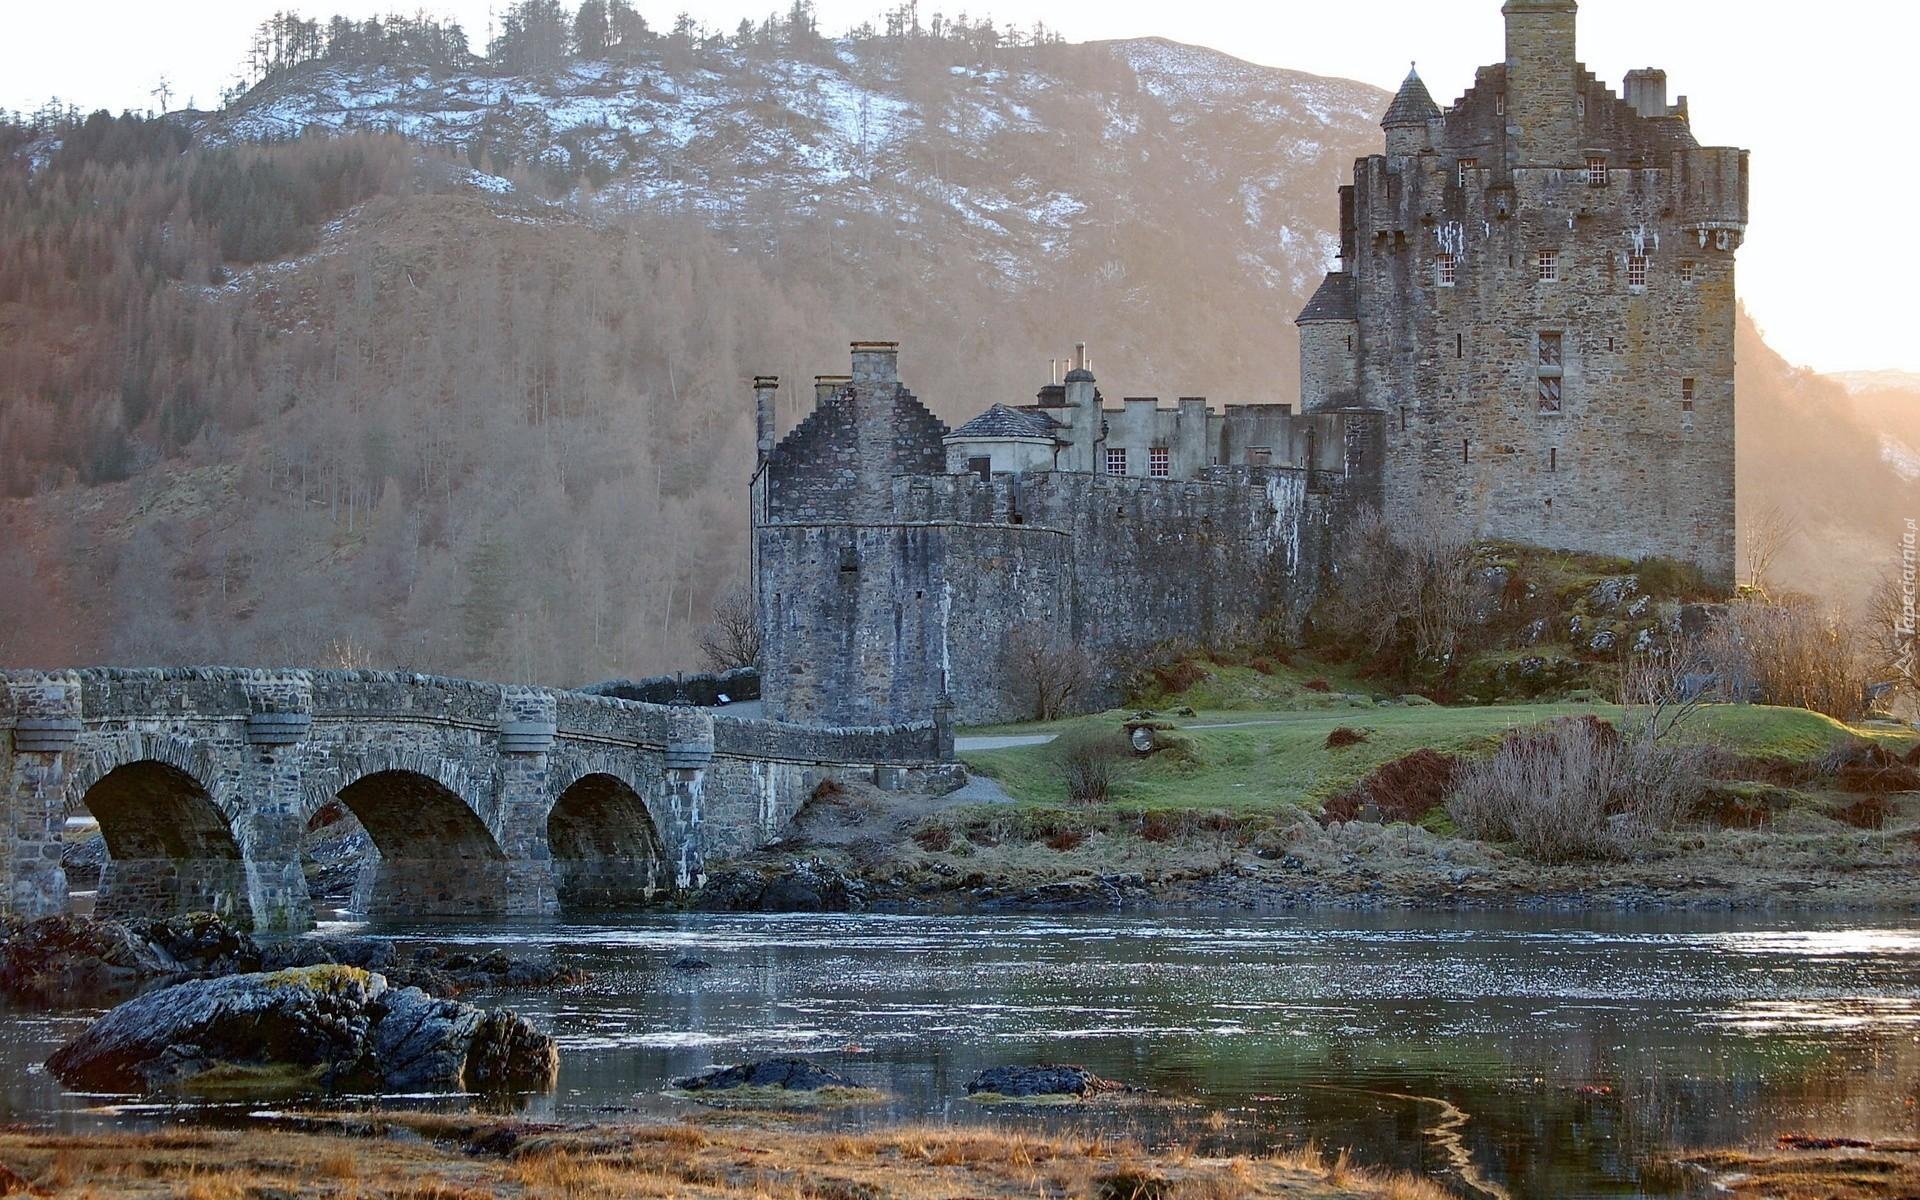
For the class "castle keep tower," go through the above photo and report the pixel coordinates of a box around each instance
[1298,0,1748,586]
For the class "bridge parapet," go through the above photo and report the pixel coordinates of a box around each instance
[2,666,952,931]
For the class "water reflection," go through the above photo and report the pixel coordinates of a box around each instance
[5,909,1920,1198]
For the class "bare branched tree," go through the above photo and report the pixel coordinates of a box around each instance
[999,620,1096,721]
[1862,570,1919,708]
[1742,501,1802,595]
[1615,631,1710,740]
[696,582,761,672]
[1311,506,1476,678]
[1702,592,1871,720]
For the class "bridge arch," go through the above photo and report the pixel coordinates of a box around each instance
[325,756,507,919]
[547,771,671,909]
[64,742,252,926]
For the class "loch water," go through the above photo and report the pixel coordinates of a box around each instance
[5,909,1920,1198]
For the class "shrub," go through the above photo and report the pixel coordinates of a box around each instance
[1250,656,1277,675]
[998,621,1098,721]
[1303,678,1332,693]
[1323,749,1459,824]
[1447,717,1703,861]
[1838,795,1894,830]
[1054,728,1124,803]
[1044,827,1087,852]
[1325,727,1369,749]
[912,825,952,851]
[1119,638,1208,705]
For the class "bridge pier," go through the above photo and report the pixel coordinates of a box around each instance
[496,688,560,918]
[2,675,78,920]
[238,675,318,931]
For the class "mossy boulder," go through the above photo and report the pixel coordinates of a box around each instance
[45,965,558,1097]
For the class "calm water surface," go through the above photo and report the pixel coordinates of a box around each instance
[6,909,1920,1199]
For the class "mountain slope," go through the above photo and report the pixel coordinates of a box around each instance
[0,33,1906,683]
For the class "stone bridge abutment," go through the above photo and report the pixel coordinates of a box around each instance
[2,669,948,931]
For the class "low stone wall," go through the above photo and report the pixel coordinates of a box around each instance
[577,668,761,707]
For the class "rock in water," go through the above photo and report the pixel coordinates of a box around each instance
[966,1064,1124,1098]
[1,913,180,1006]
[45,965,558,1096]
[675,1058,857,1092]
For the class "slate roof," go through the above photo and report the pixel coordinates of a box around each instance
[1381,67,1441,127]
[948,404,1060,440]
[1295,272,1357,324]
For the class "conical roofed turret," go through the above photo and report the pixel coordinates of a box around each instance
[1381,66,1441,128]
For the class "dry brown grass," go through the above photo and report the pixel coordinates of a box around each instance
[0,1118,1451,1200]
[1681,1143,1920,1199]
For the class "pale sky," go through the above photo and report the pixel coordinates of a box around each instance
[4,0,1914,373]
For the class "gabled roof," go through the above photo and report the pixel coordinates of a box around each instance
[1381,67,1441,128]
[948,404,1059,440]
[1295,272,1357,324]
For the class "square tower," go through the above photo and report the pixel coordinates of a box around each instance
[1297,0,1747,587]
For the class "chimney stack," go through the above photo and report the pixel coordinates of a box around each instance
[1623,68,1668,118]
[753,375,779,463]
[850,341,900,387]
[814,374,851,408]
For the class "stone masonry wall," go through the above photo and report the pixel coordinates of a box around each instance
[1,669,942,930]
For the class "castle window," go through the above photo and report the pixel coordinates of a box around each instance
[1456,333,1463,359]
[1537,331,1564,413]
[1105,447,1128,475]
[1463,439,1471,464]
[1400,405,1408,431]
[1249,447,1273,467]
[1537,249,1560,282]
[1496,94,1505,115]
[967,455,991,480]
[1457,157,1478,187]
[1150,446,1170,478]
[1346,333,1353,352]
[1680,260,1697,283]
[1436,253,1457,287]
[1627,253,1648,289]
[1550,448,1558,472]
[1682,377,1696,412]
[1587,155,1608,186]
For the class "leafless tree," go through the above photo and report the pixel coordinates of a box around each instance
[1615,631,1710,740]
[696,582,761,672]
[1742,501,1801,595]
[1312,506,1476,677]
[998,620,1096,721]
[1862,569,1919,707]
[1702,592,1871,720]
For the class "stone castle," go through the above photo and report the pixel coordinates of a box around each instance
[752,0,1748,727]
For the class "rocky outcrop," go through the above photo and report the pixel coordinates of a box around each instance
[0,913,179,1006]
[691,860,870,912]
[675,1058,858,1093]
[0,913,579,1007]
[45,965,558,1096]
[966,1064,1127,1099]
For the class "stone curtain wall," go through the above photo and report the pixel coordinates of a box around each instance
[0,669,943,931]
[760,466,1347,726]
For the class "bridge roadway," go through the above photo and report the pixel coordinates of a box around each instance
[1,669,951,931]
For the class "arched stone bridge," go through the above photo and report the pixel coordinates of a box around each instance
[1,669,951,931]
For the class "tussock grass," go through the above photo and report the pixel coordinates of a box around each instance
[0,1116,1455,1199]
